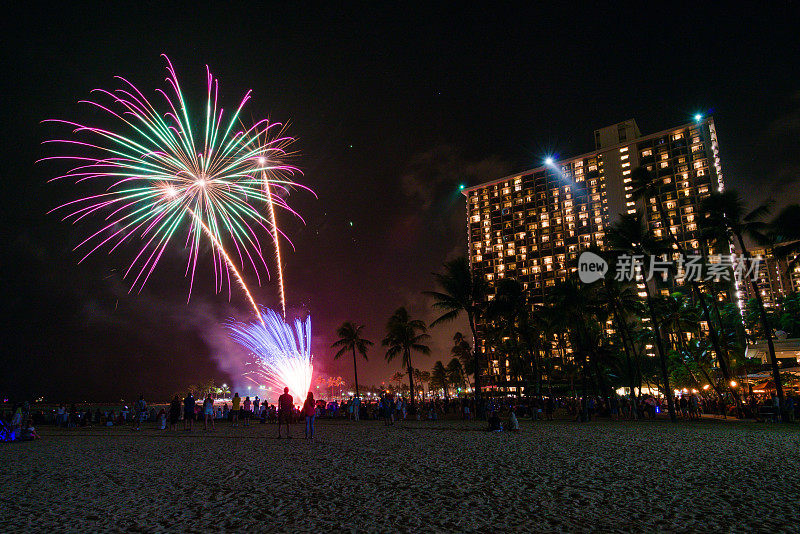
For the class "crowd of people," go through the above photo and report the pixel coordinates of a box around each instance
[2,387,797,441]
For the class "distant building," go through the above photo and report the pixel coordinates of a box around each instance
[741,247,800,307]
[462,116,726,391]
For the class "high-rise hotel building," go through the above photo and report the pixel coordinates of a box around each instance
[462,117,726,387]
[742,247,800,307]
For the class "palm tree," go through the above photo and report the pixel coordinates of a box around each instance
[633,166,739,407]
[414,369,431,399]
[390,371,405,387]
[382,307,431,410]
[424,257,487,406]
[430,361,450,399]
[767,204,800,290]
[331,321,374,399]
[488,278,540,396]
[451,332,473,376]
[446,357,467,392]
[597,276,643,419]
[607,212,678,422]
[547,279,603,422]
[701,190,787,420]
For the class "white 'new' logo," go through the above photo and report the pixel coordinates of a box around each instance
[578,252,608,283]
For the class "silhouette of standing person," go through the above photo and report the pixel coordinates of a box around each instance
[302,392,316,439]
[183,391,195,432]
[277,387,293,438]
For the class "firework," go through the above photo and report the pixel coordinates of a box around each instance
[227,307,313,401]
[41,55,312,315]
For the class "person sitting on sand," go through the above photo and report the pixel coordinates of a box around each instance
[21,419,40,441]
[488,411,503,432]
[277,387,293,438]
[11,407,23,434]
[269,404,277,424]
[508,407,520,431]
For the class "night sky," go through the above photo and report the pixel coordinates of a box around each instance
[3,3,799,401]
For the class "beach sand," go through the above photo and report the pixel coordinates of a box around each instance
[2,418,798,533]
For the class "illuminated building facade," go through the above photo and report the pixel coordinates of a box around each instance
[742,247,800,307]
[462,116,726,390]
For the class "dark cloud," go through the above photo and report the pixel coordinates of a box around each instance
[401,145,512,210]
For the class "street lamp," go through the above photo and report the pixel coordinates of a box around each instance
[544,157,553,165]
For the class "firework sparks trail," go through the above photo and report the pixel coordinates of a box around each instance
[264,175,286,318]
[188,208,263,324]
[40,55,314,316]
[227,308,313,400]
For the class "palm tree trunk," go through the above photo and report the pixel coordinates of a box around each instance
[580,353,589,422]
[351,347,360,398]
[613,308,639,420]
[406,348,416,411]
[700,284,745,415]
[642,280,677,422]
[521,330,541,397]
[698,365,724,397]
[467,312,483,417]
[736,234,787,421]
[658,197,739,409]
